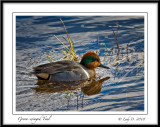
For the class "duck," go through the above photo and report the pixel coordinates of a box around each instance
[33,52,110,81]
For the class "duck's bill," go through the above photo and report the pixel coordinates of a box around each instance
[99,64,110,69]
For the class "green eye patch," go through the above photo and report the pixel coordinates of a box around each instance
[80,56,98,66]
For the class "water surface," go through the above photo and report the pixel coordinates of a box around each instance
[16,15,144,111]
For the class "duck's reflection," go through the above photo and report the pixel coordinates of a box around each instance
[32,76,110,110]
[81,76,110,96]
[33,76,110,96]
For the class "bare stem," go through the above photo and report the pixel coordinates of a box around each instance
[96,32,99,53]
[112,29,120,51]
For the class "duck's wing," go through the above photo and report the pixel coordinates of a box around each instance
[34,60,79,75]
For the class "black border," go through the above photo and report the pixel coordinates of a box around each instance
[1,0,160,2]
[1,0,159,126]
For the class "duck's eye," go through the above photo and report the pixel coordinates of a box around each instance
[92,57,98,62]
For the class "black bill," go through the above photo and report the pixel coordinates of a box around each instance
[99,64,110,69]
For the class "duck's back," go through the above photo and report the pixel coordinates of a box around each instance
[34,60,95,81]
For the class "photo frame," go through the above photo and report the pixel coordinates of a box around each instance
[1,0,158,125]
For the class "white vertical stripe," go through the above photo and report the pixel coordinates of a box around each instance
[79,66,90,79]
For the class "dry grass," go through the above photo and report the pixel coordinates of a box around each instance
[50,18,80,62]
[59,18,79,61]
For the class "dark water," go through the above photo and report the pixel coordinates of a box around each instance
[16,16,144,111]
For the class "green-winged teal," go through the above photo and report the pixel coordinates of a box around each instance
[34,52,110,81]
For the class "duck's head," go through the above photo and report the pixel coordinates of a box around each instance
[80,52,110,70]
